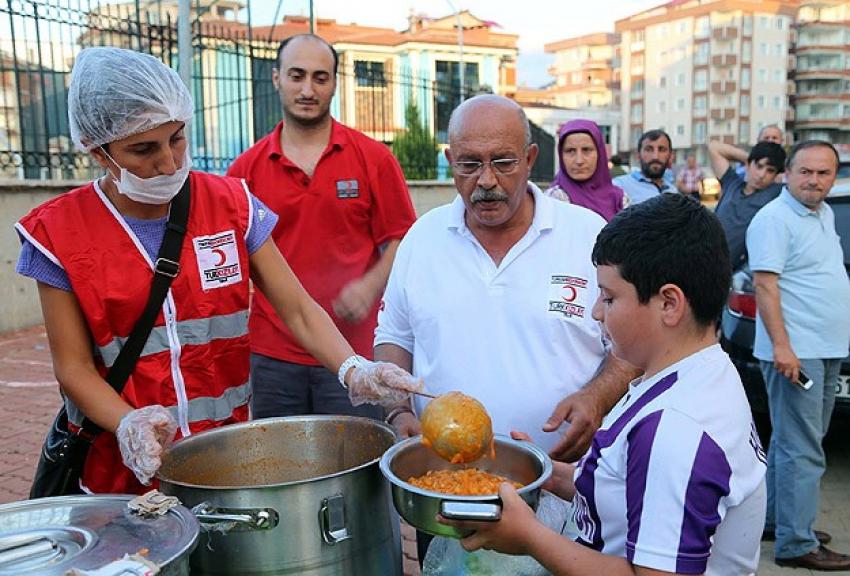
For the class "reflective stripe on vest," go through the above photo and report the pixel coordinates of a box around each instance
[166,379,251,425]
[97,310,248,368]
[65,379,250,429]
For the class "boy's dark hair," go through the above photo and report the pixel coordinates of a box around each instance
[637,129,672,151]
[786,139,839,170]
[276,34,339,75]
[592,194,732,327]
[747,141,786,173]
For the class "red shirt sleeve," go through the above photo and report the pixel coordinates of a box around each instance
[369,150,417,246]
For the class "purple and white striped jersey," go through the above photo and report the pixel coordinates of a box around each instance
[570,344,766,575]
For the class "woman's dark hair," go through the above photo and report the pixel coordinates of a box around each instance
[592,194,731,327]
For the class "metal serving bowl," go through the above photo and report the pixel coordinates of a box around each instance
[380,434,552,538]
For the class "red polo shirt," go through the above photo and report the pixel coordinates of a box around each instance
[227,120,416,364]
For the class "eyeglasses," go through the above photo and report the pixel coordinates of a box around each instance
[451,158,521,177]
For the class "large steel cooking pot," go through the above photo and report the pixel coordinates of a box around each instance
[158,415,401,576]
[380,434,552,538]
[0,495,198,575]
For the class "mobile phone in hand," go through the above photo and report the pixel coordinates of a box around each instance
[797,372,814,390]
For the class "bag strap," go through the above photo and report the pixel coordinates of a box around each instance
[79,177,191,438]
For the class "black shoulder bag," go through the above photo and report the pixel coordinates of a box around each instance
[29,179,190,498]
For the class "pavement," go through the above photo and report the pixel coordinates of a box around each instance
[0,324,847,575]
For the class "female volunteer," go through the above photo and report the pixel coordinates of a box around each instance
[544,119,625,221]
[15,47,417,494]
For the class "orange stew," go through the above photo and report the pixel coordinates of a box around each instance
[408,468,522,496]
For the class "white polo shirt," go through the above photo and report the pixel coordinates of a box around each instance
[375,184,608,451]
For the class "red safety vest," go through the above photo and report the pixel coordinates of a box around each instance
[18,172,252,494]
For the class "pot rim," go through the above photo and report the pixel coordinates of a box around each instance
[379,433,553,500]
[158,415,398,490]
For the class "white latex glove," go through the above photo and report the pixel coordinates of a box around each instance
[347,361,423,407]
[116,405,179,486]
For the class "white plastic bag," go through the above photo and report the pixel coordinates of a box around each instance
[422,491,571,576]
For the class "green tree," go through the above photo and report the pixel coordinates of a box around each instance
[393,101,438,180]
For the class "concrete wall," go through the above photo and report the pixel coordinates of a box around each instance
[0,179,458,333]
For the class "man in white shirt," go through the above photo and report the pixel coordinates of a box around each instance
[376,95,638,458]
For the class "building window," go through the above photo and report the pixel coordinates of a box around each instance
[758,95,766,108]
[741,68,751,89]
[773,69,783,83]
[659,76,667,88]
[758,68,767,82]
[658,101,666,113]
[775,43,785,57]
[676,72,686,86]
[435,61,479,143]
[760,42,769,56]
[694,95,707,111]
[696,16,710,37]
[631,103,643,122]
[739,120,750,142]
[743,15,753,35]
[677,124,685,136]
[679,21,687,34]
[742,41,752,63]
[777,16,785,29]
[676,97,685,111]
[740,94,750,115]
[694,69,707,90]
[694,121,706,143]
[695,42,709,64]
[773,95,782,108]
[760,16,769,28]
[354,61,386,87]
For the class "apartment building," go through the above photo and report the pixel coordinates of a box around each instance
[791,0,850,145]
[544,33,621,109]
[617,0,798,163]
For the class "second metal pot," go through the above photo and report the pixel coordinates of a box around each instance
[380,434,552,538]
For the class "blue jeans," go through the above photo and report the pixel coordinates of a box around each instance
[250,353,383,421]
[761,358,840,559]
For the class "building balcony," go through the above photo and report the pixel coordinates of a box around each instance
[711,81,737,93]
[794,68,848,80]
[711,54,738,67]
[712,26,739,41]
[710,107,736,120]
[793,117,843,129]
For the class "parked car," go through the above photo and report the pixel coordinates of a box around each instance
[720,186,850,433]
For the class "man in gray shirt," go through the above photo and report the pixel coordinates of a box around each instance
[708,140,786,271]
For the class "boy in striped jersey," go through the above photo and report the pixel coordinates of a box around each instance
[441,194,767,575]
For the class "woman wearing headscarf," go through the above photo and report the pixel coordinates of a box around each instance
[544,119,626,221]
[15,47,419,495]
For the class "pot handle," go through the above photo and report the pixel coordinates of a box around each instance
[0,535,57,566]
[440,501,502,522]
[191,502,279,533]
[319,494,351,545]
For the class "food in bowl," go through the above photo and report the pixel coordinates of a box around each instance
[420,391,494,463]
[408,468,522,496]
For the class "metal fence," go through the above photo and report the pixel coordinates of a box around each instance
[0,0,554,182]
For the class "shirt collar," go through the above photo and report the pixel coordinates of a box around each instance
[629,168,674,191]
[448,182,552,233]
[779,186,823,217]
[267,118,345,160]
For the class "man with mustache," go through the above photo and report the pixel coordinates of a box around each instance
[374,94,640,562]
[613,129,678,205]
[709,140,786,271]
[227,34,416,420]
[747,141,850,570]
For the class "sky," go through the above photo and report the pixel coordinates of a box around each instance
[247,0,664,87]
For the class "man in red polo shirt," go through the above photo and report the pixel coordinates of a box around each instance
[227,34,416,420]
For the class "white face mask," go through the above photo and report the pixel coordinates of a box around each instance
[101,147,191,205]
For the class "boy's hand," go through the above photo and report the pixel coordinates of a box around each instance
[437,483,543,555]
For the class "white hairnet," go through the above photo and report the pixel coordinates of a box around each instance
[68,47,194,151]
